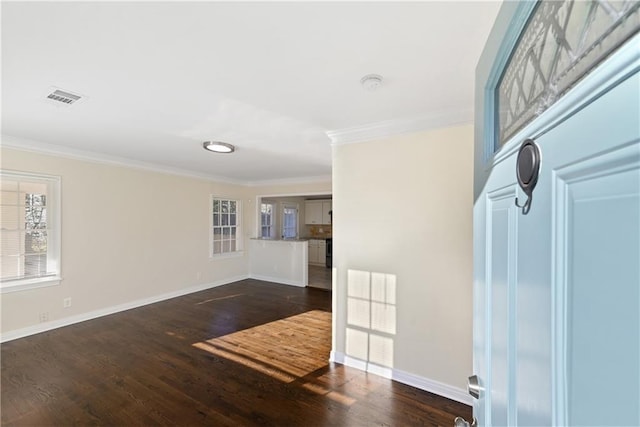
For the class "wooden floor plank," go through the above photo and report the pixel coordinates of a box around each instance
[1,279,470,426]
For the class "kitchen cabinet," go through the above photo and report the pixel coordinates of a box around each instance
[321,201,332,224]
[308,239,326,265]
[318,240,326,264]
[304,200,332,225]
[305,201,322,225]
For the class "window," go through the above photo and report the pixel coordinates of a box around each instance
[497,1,640,146]
[1,171,61,292]
[282,204,298,239]
[211,197,242,256]
[260,202,275,239]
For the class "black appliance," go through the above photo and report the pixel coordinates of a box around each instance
[325,238,332,268]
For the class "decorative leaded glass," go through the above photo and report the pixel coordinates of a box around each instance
[497,0,640,146]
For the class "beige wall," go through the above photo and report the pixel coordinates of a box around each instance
[0,147,252,335]
[0,146,332,338]
[332,124,474,390]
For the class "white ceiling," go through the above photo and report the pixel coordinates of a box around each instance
[1,1,501,185]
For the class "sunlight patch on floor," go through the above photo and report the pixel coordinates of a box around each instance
[165,331,186,340]
[193,310,331,382]
[195,293,245,305]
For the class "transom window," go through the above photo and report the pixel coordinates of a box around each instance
[1,171,61,292]
[497,0,640,146]
[211,197,242,256]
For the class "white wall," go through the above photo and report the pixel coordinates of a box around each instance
[249,239,308,286]
[332,124,474,397]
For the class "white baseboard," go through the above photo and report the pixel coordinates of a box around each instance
[329,350,472,405]
[248,274,306,287]
[392,367,472,405]
[0,274,249,343]
[330,350,344,363]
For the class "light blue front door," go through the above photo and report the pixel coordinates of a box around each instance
[472,1,639,425]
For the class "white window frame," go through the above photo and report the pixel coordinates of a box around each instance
[260,202,276,239]
[210,196,243,259]
[1,170,62,293]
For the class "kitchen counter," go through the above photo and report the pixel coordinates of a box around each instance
[249,239,308,287]
[251,237,309,242]
[251,237,331,242]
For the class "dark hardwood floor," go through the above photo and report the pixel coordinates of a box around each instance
[1,279,470,426]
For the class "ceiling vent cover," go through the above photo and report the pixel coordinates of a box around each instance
[46,89,81,105]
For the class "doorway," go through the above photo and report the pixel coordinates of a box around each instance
[255,192,333,291]
[470,2,640,425]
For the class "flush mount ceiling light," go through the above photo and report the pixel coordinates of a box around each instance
[360,74,383,91]
[203,141,235,154]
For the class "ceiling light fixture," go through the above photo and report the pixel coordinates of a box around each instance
[203,141,235,154]
[360,74,383,91]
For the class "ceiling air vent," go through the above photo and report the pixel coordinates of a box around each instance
[46,89,81,105]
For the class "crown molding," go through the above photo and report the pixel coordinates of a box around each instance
[247,174,332,187]
[1,134,332,187]
[1,134,250,185]
[0,134,331,187]
[326,108,473,146]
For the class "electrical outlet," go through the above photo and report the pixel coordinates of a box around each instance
[39,312,49,323]
[63,297,72,308]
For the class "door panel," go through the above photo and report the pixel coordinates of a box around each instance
[546,71,640,426]
[487,189,518,427]
[551,145,640,425]
[568,184,639,426]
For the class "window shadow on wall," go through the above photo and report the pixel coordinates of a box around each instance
[346,269,397,375]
